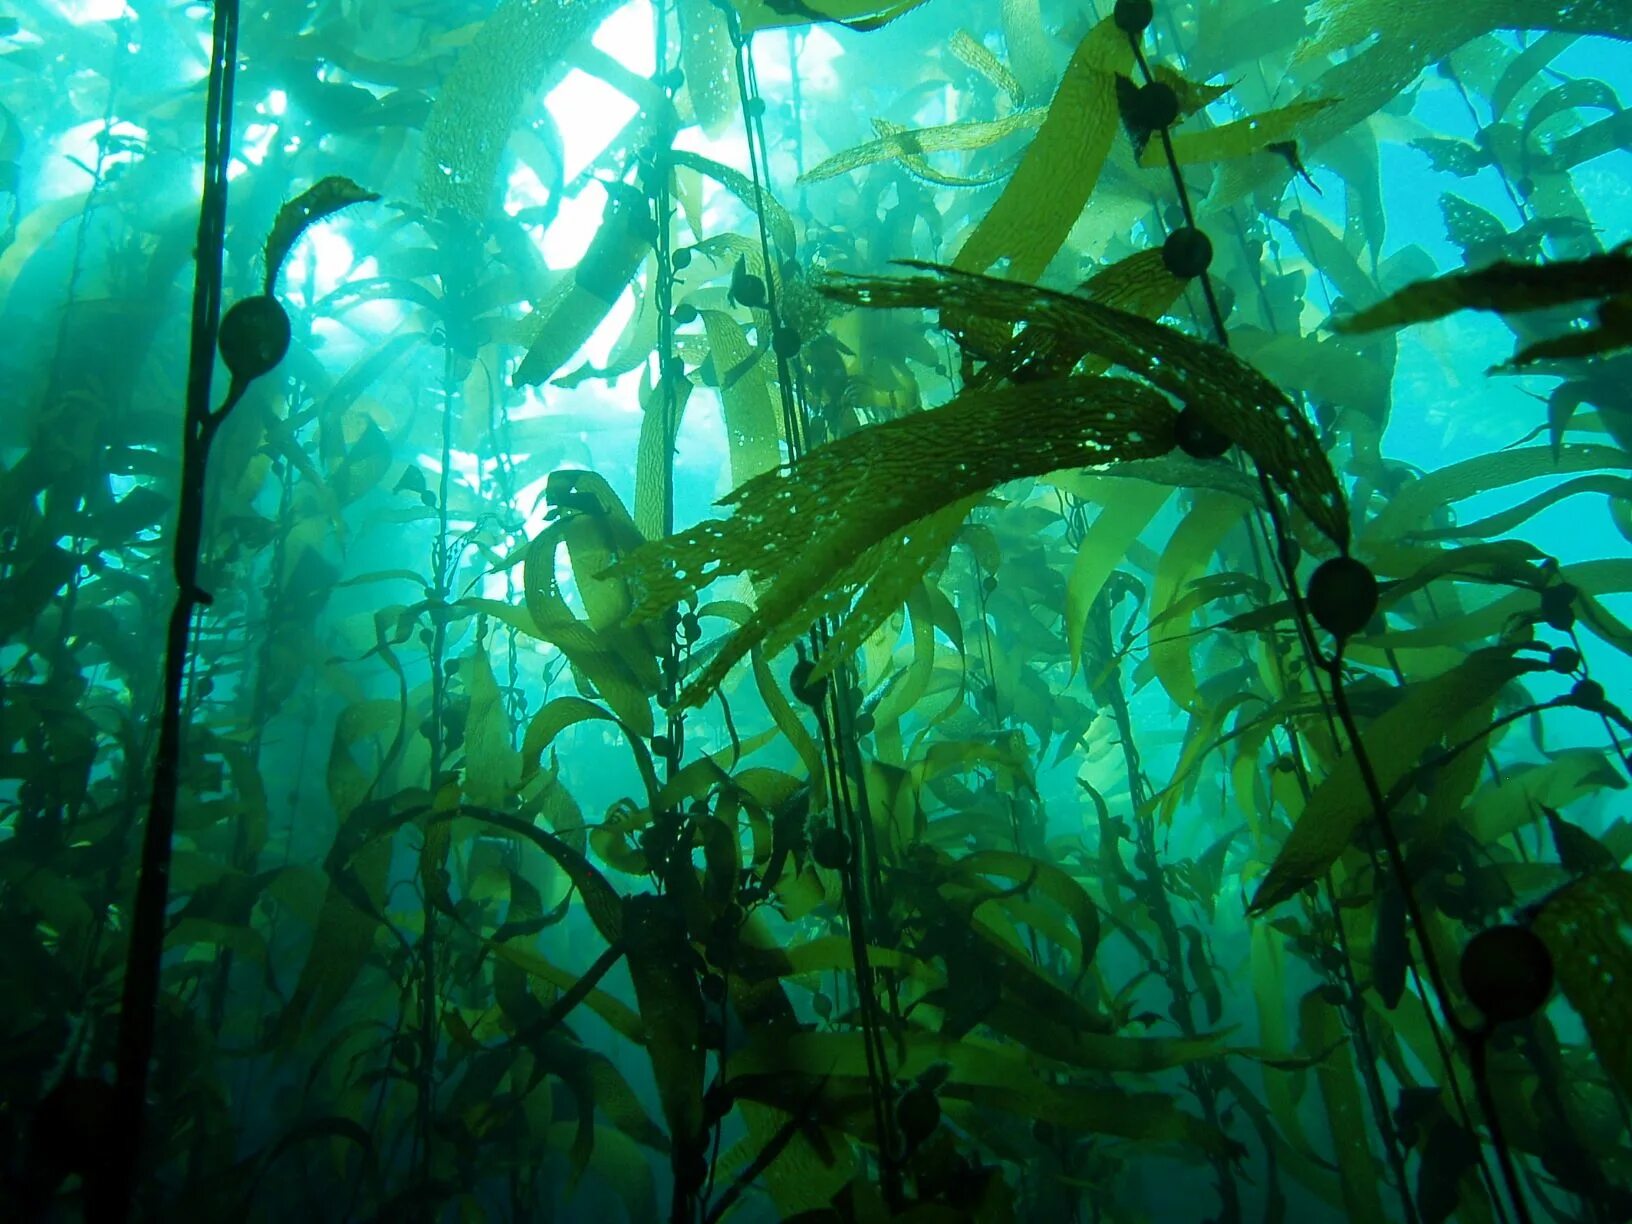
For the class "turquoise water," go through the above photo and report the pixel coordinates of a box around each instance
[1,1,1630,1220]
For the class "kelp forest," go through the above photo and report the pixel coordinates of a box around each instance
[2,0,1632,1219]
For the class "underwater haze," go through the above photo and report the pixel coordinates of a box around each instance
[3,0,1632,1220]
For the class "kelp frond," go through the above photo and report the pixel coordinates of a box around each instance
[609,377,1180,708]
[419,0,625,219]
[264,177,379,295]
[1334,243,1632,367]
[823,261,1351,548]
[1334,243,1632,332]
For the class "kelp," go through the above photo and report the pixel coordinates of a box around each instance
[728,0,930,33]
[1335,243,1632,335]
[724,1029,1235,1151]
[1366,442,1632,542]
[610,376,1179,707]
[9,0,1632,1217]
[998,0,1053,102]
[1249,648,1548,914]
[948,30,1024,106]
[669,149,798,257]
[1300,990,1389,1224]
[1534,871,1632,1097]
[1141,98,1340,168]
[952,17,1130,282]
[420,0,623,219]
[263,177,379,294]
[513,185,654,388]
[1065,480,1171,676]
[467,471,666,736]
[798,110,1043,185]
[871,119,1012,189]
[699,310,781,487]
[823,262,1351,547]
[974,248,1190,386]
[676,0,737,138]
[1150,492,1251,714]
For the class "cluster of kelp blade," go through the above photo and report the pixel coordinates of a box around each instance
[1,0,1630,1221]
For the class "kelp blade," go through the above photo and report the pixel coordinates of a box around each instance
[610,376,1180,708]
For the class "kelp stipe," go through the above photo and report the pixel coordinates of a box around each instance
[106,162,375,1214]
[95,0,250,1210]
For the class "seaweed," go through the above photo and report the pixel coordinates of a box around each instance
[2,0,1631,1220]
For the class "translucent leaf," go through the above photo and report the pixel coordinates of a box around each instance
[871,118,1012,188]
[826,263,1350,547]
[979,248,1189,386]
[1150,492,1249,713]
[520,695,660,812]
[1152,64,1234,117]
[1249,650,1546,914]
[676,0,736,139]
[611,376,1179,708]
[1210,2,1632,206]
[1520,78,1621,153]
[460,649,518,809]
[798,111,1043,185]
[1534,870,1632,1098]
[1300,990,1389,1224]
[264,176,379,293]
[670,150,797,256]
[419,0,622,219]
[451,806,626,945]
[700,310,781,487]
[810,493,980,685]
[1333,244,1632,334]
[1250,925,1344,1205]
[1554,107,1632,170]
[1405,474,1632,543]
[999,0,1053,101]
[634,366,691,541]
[1064,480,1170,676]
[487,943,643,1042]
[515,474,663,735]
[513,187,654,387]
[952,17,1131,282]
[556,266,660,390]
[749,645,827,808]
[729,0,929,34]
[1467,750,1625,846]
[325,699,399,822]
[949,30,1023,104]
[1366,442,1632,541]
[1139,98,1338,167]
[1492,31,1576,120]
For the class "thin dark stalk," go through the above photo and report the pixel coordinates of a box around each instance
[1125,13,1537,1219]
[414,339,459,1191]
[1095,601,1240,1224]
[105,0,242,1215]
